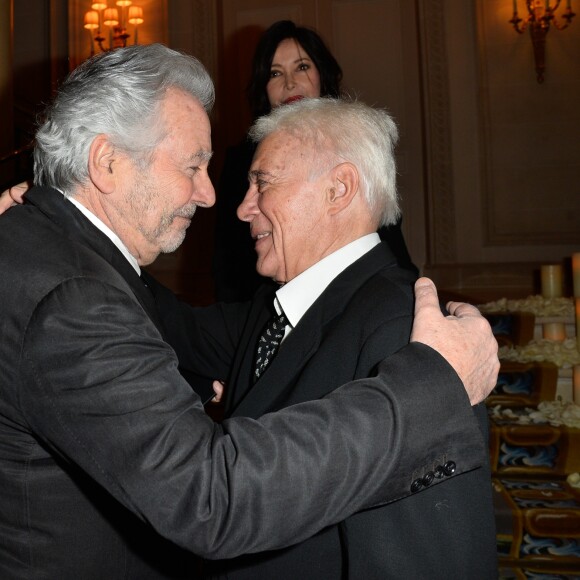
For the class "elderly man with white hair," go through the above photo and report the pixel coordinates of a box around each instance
[150,97,498,579]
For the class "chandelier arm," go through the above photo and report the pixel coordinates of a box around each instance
[510,15,530,33]
[552,10,576,29]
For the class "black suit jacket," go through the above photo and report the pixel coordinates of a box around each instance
[0,188,488,579]
[155,243,497,579]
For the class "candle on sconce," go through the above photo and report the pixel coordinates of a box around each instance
[541,264,563,298]
[513,0,518,14]
[574,365,580,404]
[572,253,580,298]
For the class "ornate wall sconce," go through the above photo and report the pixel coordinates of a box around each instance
[84,1,144,55]
[509,0,575,83]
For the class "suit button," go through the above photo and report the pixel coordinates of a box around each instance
[423,471,435,486]
[411,478,423,493]
[443,461,456,476]
[434,466,445,479]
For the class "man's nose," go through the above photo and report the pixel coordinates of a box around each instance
[196,173,216,208]
[237,189,258,222]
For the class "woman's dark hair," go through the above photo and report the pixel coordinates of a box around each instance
[247,20,343,120]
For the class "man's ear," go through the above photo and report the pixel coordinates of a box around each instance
[327,162,359,216]
[88,134,117,194]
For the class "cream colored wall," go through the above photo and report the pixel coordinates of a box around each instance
[476,0,579,256]
[424,0,580,299]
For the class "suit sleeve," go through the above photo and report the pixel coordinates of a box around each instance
[142,270,250,382]
[20,277,486,559]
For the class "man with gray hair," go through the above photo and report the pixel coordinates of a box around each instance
[153,97,497,578]
[0,44,498,578]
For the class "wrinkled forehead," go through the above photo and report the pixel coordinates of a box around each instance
[156,88,212,152]
[262,130,337,178]
[256,136,337,189]
[253,130,302,165]
[264,126,329,157]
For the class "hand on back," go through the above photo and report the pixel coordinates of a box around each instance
[411,277,499,405]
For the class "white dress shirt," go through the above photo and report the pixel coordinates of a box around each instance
[275,233,381,340]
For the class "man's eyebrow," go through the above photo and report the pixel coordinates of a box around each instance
[248,169,274,181]
[189,150,213,164]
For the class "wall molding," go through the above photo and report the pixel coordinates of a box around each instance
[418,0,457,264]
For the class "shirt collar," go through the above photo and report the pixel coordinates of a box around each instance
[276,233,380,329]
[65,194,141,275]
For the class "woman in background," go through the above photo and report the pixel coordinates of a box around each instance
[212,20,417,302]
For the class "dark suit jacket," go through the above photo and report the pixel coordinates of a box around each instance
[154,243,497,579]
[0,188,488,579]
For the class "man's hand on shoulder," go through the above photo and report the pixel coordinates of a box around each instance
[0,182,29,215]
[411,277,499,405]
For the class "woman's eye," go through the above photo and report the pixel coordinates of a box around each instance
[269,70,281,78]
[298,63,310,71]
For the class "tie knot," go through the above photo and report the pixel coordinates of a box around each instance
[270,311,287,330]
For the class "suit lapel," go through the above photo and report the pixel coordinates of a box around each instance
[225,285,276,411]
[24,187,165,335]
[231,243,398,417]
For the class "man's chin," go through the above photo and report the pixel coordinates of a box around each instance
[256,267,284,285]
[159,231,187,254]
[256,265,274,279]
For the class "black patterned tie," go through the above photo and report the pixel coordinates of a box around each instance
[253,310,287,382]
